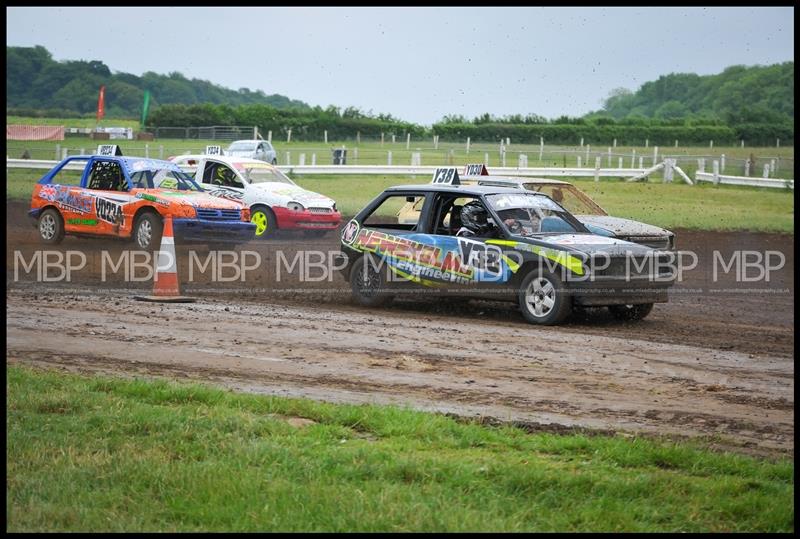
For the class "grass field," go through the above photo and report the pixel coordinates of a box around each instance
[8,168,793,233]
[7,116,141,129]
[6,365,793,532]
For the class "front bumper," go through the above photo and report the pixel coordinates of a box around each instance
[173,218,256,244]
[567,275,675,305]
[273,207,342,230]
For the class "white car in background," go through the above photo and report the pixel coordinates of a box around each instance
[226,140,278,165]
[170,154,341,238]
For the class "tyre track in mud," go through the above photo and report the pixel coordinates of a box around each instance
[6,288,793,456]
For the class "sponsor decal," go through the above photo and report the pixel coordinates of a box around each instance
[547,234,623,246]
[135,192,170,206]
[96,197,124,225]
[206,187,245,201]
[341,219,360,245]
[67,218,98,226]
[47,186,93,214]
[39,185,58,202]
[486,239,584,275]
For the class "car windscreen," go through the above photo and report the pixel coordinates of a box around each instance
[228,142,257,152]
[486,193,585,236]
[524,184,606,216]
[130,168,203,191]
[243,166,296,185]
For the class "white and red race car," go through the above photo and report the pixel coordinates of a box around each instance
[171,154,341,238]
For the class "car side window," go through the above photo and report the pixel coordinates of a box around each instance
[86,160,128,191]
[363,194,425,231]
[430,195,483,236]
[203,162,244,189]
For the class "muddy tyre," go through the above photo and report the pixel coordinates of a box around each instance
[133,212,163,251]
[608,303,654,322]
[38,208,65,245]
[518,268,571,325]
[350,254,393,308]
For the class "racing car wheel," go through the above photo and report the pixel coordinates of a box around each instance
[350,254,393,307]
[518,268,571,325]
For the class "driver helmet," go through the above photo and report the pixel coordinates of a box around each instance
[460,201,492,235]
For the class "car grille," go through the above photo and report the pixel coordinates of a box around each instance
[308,207,333,214]
[621,236,671,250]
[196,208,242,221]
[593,254,674,279]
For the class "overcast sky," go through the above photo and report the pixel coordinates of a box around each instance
[6,6,794,125]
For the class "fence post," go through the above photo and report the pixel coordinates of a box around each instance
[607,147,612,167]
[580,137,584,147]
[763,164,770,178]
[159,145,164,159]
[406,133,411,150]
[776,138,780,148]
[713,160,720,184]
[639,157,644,168]
[80,147,85,156]
[484,152,489,165]
[518,154,528,168]
[698,158,705,173]
[299,153,306,166]
[380,132,384,146]
[387,151,392,165]
[618,157,623,168]
[55,144,61,160]
[411,152,421,166]
[720,154,726,173]
[653,146,658,167]
[740,139,744,148]
[744,159,750,177]
[353,148,358,163]
[324,130,327,144]
[433,135,438,150]
[285,152,291,166]
[62,148,68,159]
[577,155,582,168]
[709,140,713,149]
[674,139,678,147]
[287,129,292,143]
[466,137,470,153]
[268,130,272,143]
[770,159,776,175]
[391,134,396,144]
[585,144,590,162]
[311,153,316,166]
[501,148,506,167]
[145,144,149,158]
[645,139,649,148]
[594,156,601,182]
[539,137,544,161]
[664,158,674,183]
[613,138,617,148]
[356,132,360,144]
[631,149,636,168]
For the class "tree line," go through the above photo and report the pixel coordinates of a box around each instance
[6,45,794,145]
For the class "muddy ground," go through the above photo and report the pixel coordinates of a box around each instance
[6,202,795,456]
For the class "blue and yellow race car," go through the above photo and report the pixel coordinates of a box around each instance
[337,168,676,325]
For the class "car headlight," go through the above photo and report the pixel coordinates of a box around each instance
[287,202,305,212]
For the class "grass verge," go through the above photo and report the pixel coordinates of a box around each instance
[6,365,794,532]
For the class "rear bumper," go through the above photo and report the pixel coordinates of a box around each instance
[172,218,256,244]
[273,207,342,230]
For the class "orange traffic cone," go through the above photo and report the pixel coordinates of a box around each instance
[134,216,196,303]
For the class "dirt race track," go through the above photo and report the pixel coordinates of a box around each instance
[6,202,795,456]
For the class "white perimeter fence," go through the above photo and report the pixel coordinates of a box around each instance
[7,157,794,189]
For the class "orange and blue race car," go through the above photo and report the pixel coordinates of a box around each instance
[29,151,256,249]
